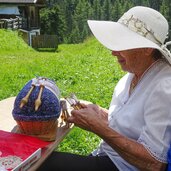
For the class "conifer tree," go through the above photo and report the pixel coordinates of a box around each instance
[160,0,171,41]
[149,0,161,11]
[92,0,102,20]
[111,0,122,21]
[102,0,111,20]
[41,0,171,44]
[142,0,150,6]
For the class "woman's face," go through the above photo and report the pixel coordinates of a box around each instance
[112,48,155,74]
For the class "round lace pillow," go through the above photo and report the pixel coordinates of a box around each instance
[12,77,61,138]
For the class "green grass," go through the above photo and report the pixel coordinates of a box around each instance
[0,30,125,155]
[0,29,33,52]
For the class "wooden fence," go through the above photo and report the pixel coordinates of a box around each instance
[0,17,26,30]
[32,35,58,49]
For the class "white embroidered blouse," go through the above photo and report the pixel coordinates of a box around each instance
[92,60,171,171]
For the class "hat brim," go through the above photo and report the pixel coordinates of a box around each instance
[88,20,169,60]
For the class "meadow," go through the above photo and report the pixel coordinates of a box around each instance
[0,29,125,155]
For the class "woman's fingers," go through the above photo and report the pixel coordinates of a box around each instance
[67,115,75,123]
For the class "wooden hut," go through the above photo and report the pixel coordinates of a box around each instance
[0,0,46,30]
[0,0,50,47]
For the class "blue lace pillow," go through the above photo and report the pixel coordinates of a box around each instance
[12,77,61,121]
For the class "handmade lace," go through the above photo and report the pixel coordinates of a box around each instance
[0,151,22,170]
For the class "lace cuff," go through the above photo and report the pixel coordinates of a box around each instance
[137,136,168,163]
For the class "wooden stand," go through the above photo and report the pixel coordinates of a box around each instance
[0,97,74,170]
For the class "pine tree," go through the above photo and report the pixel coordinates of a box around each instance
[92,0,102,20]
[70,20,80,43]
[160,0,171,41]
[102,0,111,20]
[71,0,84,43]
[142,0,150,6]
[135,0,143,5]
[41,0,171,44]
[40,8,51,34]
[124,0,134,13]
[149,0,161,11]
[111,0,122,21]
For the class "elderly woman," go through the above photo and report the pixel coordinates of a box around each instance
[38,6,171,171]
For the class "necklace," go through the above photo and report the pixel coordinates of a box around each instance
[129,78,138,94]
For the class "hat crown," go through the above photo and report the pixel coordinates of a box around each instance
[121,6,169,45]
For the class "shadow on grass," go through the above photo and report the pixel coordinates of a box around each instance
[34,48,58,52]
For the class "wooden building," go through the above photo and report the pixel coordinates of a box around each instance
[0,0,48,46]
[0,0,46,30]
[0,0,58,49]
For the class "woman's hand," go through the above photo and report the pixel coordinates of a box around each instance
[67,104,108,134]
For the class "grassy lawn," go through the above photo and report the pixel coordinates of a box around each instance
[0,29,125,155]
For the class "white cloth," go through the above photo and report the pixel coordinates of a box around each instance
[92,60,171,171]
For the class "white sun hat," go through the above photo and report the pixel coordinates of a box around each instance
[88,6,171,64]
